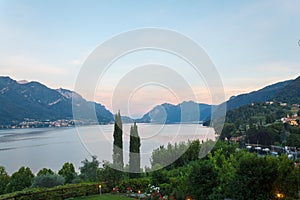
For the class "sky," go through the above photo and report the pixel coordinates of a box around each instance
[0,0,300,118]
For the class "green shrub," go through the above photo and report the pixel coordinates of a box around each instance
[5,167,34,193]
[158,183,172,196]
[118,178,151,193]
[0,182,107,200]
[31,174,65,188]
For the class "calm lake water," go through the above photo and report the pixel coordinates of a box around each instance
[0,124,215,174]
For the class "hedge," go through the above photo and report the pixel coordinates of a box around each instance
[0,182,108,200]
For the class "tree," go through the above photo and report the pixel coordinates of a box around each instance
[58,162,77,184]
[6,166,34,193]
[113,111,124,170]
[232,153,278,200]
[209,148,236,198]
[220,123,236,142]
[187,160,218,200]
[31,174,64,188]
[129,122,141,178]
[151,168,169,186]
[0,166,10,195]
[37,168,54,176]
[79,156,99,182]
[98,161,123,187]
[274,156,300,199]
[266,114,275,124]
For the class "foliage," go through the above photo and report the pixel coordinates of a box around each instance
[0,167,9,195]
[231,153,279,200]
[187,160,218,200]
[273,76,300,104]
[58,162,77,183]
[1,141,300,200]
[220,123,236,141]
[149,141,300,199]
[98,161,124,187]
[151,169,169,186]
[37,168,54,176]
[129,122,141,178]
[151,140,201,170]
[208,148,236,198]
[0,183,106,200]
[274,156,300,199]
[79,156,100,182]
[113,111,124,170]
[73,194,132,199]
[31,173,65,188]
[5,166,34,193]
[118,177,151,193]
[226,102,290,126]
[287,133,300,147]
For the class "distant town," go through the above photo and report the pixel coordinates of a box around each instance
[0,119,102,129]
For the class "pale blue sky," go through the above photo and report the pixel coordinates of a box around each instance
[0,0,299,116]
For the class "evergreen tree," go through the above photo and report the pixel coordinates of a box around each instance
[37,168,54,176]
[113,111,124,170]
[6,167,34,193]
[58,162,77,183]
[0,166,9,195]
[129,122,141,178]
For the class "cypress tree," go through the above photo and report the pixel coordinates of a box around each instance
[129,122,141,178]
[113,111,124,170]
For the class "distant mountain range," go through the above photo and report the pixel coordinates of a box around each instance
[136,101,212,124]
[272,76,300,104]
[0,77,113,125]
[136,76,299,124]
[224,79,293,111]
[0,75,299,126]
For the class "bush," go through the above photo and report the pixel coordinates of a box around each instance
[5,167,34,193]
[79,156,100,182]
[31,174,65,188]
[118,177,151,193]
[158,183,172,196]
[0,182,106,200]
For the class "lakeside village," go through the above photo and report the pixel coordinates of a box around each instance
[228,101,300,162]
[0,119,103,129]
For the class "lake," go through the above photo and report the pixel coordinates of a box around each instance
[0,124,215,174]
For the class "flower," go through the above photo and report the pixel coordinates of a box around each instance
[127,186,132,192]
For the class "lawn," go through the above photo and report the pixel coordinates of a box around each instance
[72,194,133,200]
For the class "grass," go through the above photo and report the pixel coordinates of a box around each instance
[72,194,133,200]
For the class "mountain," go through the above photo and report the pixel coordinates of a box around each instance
[137,76,299,124]
[1,75,299,127]
[0,76,114,125]
[225,79,293,111]
[224,75,300,125]
[137,101,212,124]
[273,76,300,104]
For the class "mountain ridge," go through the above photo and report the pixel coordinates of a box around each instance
[0,76,113,126]
[0,75,299,127]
